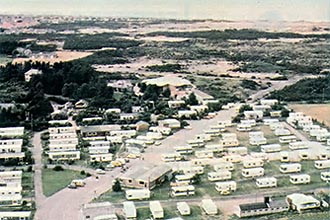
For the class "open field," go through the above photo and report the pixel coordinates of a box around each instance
[289,103,330,126]
[42,168,85,197]
[12,50,93,64]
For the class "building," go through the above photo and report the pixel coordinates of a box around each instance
[125,189,151,200]
[107,80,133,91]
[244,110,263,120]
[80,125,121,137]
[0,170,23,206]
[178,110,197,119]
[24,68,42,82]
[135,121,150,132]
[0,211,31,220]
[168,100,185,109]
[0,127,24,137]
[238,197,288,218]
[189,105,208,113]
[123,201,137,219]
[119,163,172,189]
[286,193,320,213]
[75,99,88,109]
[177,202,190,216]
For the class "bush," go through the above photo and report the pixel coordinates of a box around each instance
[112,179,122,192]
[80,170,86,175]
[53,165,64,172]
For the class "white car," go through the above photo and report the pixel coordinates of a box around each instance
[155,141,161,146]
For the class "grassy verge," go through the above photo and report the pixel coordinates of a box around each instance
[22,171,34,198]
[42,168,86,197]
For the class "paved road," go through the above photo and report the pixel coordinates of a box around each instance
[31,132,46,208]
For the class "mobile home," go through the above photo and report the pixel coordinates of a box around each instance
[263,118,279,125]
[175,174,195,185]
[205,144,224,153]
[243,159,264,168]
[208,171,232,181]
[123,201,137,219]
[290,174,310,184]
[298,151,309,160]
[256,177,277,188]
[149,201,164,219]
[240,119,257,127]
[201,199,218,215]
[320,172,330,182]
[261,144,281,153]
[170,185,195,197]
[215,181,237,192]
[241,167,264,178]
[249,131,264,139]
[270,123,284,130]
[314,160,330,169]
[289,142,308,150]
[227,147,248,156]
[220,139,240,148]
[177,202,191,216]
[279,163,301,173]
[125,189,151,200]
[280,151,289,162]
[236,123,252,132]
[209,124,226,132]
[195,150,214,159]
[187,139,205,148]
[182,166,204,175]
[195,133,212,142]
[223,154,241,163]
[214,162,234,171]
[218,120,233,127]
[250,137,267,146]
[161,153,183,162]
[191,158,212,166]
[175,145,193,155]
[203,129,220,137]
[274,128,291,136]
[279,135,297,144]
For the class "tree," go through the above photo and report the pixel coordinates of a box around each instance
[162,87,171,98]
[112,179,122,192]
[239,104,253,113]
[187,92,198,105]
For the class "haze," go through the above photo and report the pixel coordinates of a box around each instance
[0,0,329,21]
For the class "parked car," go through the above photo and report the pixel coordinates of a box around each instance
[96,169,106,175]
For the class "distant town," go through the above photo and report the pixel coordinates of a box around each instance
[0,14,329,220]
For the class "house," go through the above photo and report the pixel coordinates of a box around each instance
[178,110,197,119]
[238,197,288,218]
[158,119,181,129]
[261,144,281,153]
[0,127,24,137]
[280,163,301,173]
[286,193,320,213]
[149,201,164,219]
[79,125,121,137]
[201,199,218,215]
[119,163,172,189]
[208,171,231,181]
[215,181,237,192]
[168,100,185,109]
[24,68,42,82]
[135,121,150,132]
[243,158,264,168]
[241,168,264,178]
[314,160,330,169]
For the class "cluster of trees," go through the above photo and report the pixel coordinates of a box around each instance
[269,75,330,102]
[63,33,141,50]
[146,63,183,73]
[147,29,330,41]
[240,79,261,90]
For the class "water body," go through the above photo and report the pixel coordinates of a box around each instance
[0,0,329,21]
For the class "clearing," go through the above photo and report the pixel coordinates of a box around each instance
[289,103,330,126]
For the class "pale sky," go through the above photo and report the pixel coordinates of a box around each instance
[0,0,329,21]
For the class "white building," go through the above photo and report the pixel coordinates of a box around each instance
[256,177,277,188]
[286,193,320,213]
[177,202,190,216]
[290,174,310,184]
[149,201,164,219]
[24,68,42,82]
[201,199,218,215]
[123,201,137,219]
[158,119,181,129]
[0,127,24,137]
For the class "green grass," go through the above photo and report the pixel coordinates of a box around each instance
[95,191,126,203]
[42,168,86,197]
[136,207,150,220]
[22,171,34,198]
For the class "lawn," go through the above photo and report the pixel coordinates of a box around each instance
[22,171,34,198]
[42,168,86,197]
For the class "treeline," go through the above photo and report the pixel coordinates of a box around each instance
[63,33,141,50]
[269,75,330,102]
[0,41,57,56]
[146,64,183,73]
[147,29,330,40]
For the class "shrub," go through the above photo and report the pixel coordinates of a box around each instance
[53,165,64,172]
